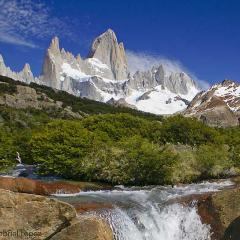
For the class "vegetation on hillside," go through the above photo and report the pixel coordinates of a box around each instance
[0,75,239,185]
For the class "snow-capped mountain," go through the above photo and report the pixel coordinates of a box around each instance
[184,80,240,127]
[0,29,199,115]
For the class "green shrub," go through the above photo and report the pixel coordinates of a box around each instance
[167,144,200,183]
[81,136,178,185]
[196,144,232,178]
[159,115,223,146]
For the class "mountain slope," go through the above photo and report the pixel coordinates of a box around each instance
[184,80,240,127]
[0,75,163,121]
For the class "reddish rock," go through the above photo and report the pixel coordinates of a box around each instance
[197,187,240,240]
[0,177,112,196]
[72,202,113,213]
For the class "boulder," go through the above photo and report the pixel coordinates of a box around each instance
[71,202,113,214]
[0,189,76,239]
[51,216,113,240]
[197,187,240,239]
[222,216,240,240]
[0,189,113,240]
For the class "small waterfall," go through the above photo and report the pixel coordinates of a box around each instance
[55,180,233,240]
[100,203,211,240]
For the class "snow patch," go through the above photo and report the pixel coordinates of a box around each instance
[86,58,110,74]
[125,86,199,115]
[61,62,90,82]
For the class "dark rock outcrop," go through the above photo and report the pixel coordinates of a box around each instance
[222,216,240,240]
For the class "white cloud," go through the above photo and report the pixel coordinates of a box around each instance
[0,33,38,48]
[126,50,210,90]
[0,0,73,48]
[197,79,210,90]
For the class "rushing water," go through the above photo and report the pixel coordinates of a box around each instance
[55,180,233,240]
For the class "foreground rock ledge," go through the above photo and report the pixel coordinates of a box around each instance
[0,176,112,195]
[197,187,240,240]
[0,189,113,240]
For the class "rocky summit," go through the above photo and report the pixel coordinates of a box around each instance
[0,29,200,115]
[184,80,240,127]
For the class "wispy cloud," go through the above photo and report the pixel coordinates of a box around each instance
[0,0,73,48]
[126,50,210,90]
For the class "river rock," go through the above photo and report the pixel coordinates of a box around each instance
[50,216,113,240]
[72,202,113,214]
[0,189,113,240]
[197,187,240,240]
[0,177,112,195]
[0,189,76,239]
[222,216,240,240]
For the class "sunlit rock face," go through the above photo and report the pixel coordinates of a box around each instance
[184,80,240,127]
[0,54,36,84]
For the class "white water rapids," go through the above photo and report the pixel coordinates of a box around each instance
[55,180,233,240]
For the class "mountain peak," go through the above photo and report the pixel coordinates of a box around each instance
[0,54,4,63]
[22,63,32,73]
[89,29,117,58]
[221,79,237,87]
[102,28,117,39]
[88,29,128,80]
[48,36,60,55]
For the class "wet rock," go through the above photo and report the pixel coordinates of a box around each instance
[197,187,240,239]
[222,216,240,240]
[50,216,113,240]
[0,177,112,195]
[72,202,113,214]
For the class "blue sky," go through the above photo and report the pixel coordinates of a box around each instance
[0,0,239,86]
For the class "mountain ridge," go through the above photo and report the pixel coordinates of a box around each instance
[0,29,239,123]
[0,29,200,115]
[184,79,240,127]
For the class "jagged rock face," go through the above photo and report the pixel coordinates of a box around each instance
[0,54,36,84]
[184,80,240,127]
[42,37,63,89]
[88,29,128,80]
[129,65,197,94]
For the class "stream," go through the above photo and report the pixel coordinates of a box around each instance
[55,180,233,240]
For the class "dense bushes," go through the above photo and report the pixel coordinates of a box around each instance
[78,136,178,185]
[30,119,177,185]
[159,115,224,146]
[28,114,239,185]
[0,104,239,185]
